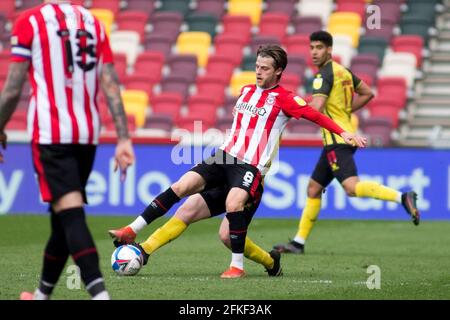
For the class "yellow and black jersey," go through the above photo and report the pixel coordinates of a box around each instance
[312,60,362,146]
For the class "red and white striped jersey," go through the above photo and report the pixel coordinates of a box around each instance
[10,2,113,145]
[220,84,344,174]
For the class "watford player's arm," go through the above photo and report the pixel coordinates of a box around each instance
[351,80,374,113]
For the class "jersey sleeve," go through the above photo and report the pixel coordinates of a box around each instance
[281,93,310,120]
[10,15,34,62]
[349,69,362,89]
[100,32,113,64]
[312,64,333,97]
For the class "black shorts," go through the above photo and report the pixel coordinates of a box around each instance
[311,144,358,187]
[31,144,96,203]
[189,149,262,200]
[200,181,264,225]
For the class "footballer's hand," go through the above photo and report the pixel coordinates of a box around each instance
[114,138,135,181]
[0,131,7,163]
[341,132,367,148]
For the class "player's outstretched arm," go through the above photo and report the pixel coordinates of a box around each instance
[340,131,367,148]
[100,63,135,180]
[0,61,30,163]
[300,105,366,148]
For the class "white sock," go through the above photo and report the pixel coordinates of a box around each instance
[230,253,244,270]
[396,192,402,203]
[92,291,110,300]
[293,236,305,245]
[129,216,147,233]
[33,288,49,300]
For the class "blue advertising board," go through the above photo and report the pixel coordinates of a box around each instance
[0,143,448,220]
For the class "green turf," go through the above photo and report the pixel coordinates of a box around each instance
[1,215,449,300]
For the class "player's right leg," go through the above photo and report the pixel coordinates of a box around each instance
[108,170,208,243]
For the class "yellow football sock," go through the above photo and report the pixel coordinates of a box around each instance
[296,197,321,241]
[140,217,187,255]
[244,237,274,269]
[355,181,400,202]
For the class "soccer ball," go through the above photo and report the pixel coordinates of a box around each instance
[111,244,144,276]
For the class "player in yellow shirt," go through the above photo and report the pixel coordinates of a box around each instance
[273,31,420,254]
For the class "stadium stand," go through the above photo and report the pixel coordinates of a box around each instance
[1,0,448,147]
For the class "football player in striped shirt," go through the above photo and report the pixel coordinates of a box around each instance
[109,45,366,278]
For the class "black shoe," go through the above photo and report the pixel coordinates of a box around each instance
[265,250,283,277]
[113,239,125,248]
[132,242,149,266]
[401,191,420,226]
[273,240,305,254]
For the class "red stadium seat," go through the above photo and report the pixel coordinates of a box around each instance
[187,94,219,118]
[90,0,121,16]
[258,13,290,42]
[291,16,323,35]
[167,54,198,83]
[205,54,235,83]
[213,33,246,66]
[5,109,27,131]
[195,75,228,106]
[123,74,155,98]
[280,72,301,93]
[144,113,174,132]
[391,35,424,67]
[177,114,214,132]
[376,77,408,109]
[361,116,393,146]
[265,0,296,18]
[0,0,16,19]
[194,0,226,19]
[149,11,183,42]
[143,33,175,57]
[336,0,367,21]
[149,92,183,121]
[369,106,400,128]
[249,35,281,54]
[133,51,165,82]
[115,11,149,42]
[366,97,401,128]
[125,0,155,16]
[284,34,313,68]
[221,14,252,44]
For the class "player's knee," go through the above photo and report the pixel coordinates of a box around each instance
[171,182,187,198]
[344,185,356,197]
[225,200,244,213]
[175,197,203,224]
[307,185,322,198]
[218,229,230,247]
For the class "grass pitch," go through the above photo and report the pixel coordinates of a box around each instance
[0,215,449,300]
